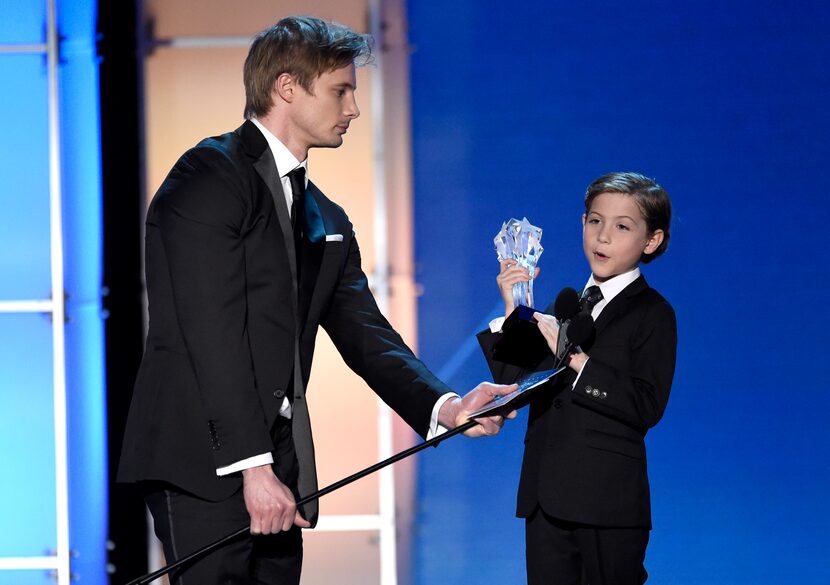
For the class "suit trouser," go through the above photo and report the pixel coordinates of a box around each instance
[144,416,303,585]
[526,506,649,585]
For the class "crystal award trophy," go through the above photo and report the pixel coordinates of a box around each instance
[494,217,543,308]
[491,217,549,368]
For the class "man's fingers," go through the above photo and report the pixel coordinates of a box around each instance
[250,513,262,535]
[487,383,518,398]
[506,409,518,420]
[294,511,312,528]
[281,512,294,533]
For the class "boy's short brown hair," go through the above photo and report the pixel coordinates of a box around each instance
[243,16,373,119]
[585,172,672,263]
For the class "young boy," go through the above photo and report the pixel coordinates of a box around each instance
[478,172,677,584]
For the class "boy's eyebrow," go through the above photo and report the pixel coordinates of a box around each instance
[589,211,639,222]
[332,81,356,89]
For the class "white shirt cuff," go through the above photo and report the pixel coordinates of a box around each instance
[427,392,460,439]
[489,316,506,333]
[216,452,274,476]
[570,354,590,390]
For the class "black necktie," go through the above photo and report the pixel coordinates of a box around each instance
[581,285,603,315]
[288,167,306,270]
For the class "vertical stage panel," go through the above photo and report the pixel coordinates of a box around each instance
[0,55,51,300]
[0,0,46,43]
[0,314,57,557]
[1,0,105,583]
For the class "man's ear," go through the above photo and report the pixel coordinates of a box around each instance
[644,229,664,254]
[274,73,296,103]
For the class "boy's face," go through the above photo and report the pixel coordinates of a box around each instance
[287,63,360,152]
[582,192,664,283]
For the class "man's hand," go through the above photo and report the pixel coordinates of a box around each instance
[438,382,518,437]
[242,464,311,534]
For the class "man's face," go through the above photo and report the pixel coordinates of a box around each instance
[289,63,360,151]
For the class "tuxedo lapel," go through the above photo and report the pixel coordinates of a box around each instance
[242,121,300,319]
[592,276,648,336]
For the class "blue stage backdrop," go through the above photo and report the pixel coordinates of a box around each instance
[0,1,105,584]
[409,2,830,584]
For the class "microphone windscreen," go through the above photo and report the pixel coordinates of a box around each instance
[567,313,595,347]
[554,287,580,321]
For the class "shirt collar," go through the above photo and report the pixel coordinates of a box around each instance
[584,267,641,307]
[250,117,308,184]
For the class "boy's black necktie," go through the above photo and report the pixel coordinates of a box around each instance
[581,285,603,315]
[288,167,306,270]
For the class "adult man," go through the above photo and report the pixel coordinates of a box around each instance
[118,15,513,585]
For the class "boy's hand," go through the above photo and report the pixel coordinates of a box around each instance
[497,260,540,317]
[533,311,560,355]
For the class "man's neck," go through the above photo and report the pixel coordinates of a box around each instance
[254,112,309,161]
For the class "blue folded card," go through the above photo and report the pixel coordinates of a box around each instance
[467,367,565,419]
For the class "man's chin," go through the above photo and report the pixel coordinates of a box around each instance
[312,136,345,150]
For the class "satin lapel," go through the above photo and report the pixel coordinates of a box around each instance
[298,182,326,327]
[248,132,300,321]
[592,275,648,336]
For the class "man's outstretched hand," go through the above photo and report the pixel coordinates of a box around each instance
[438,382,518,437]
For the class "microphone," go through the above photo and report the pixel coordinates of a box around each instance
[553,312,595,369]
[552,287,581,364]
[553,287,580,321]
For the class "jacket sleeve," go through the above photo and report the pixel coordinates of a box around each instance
[570,299,677,431]
[320,231,450,439]
[150,146,273,467]
[476,329,528,385]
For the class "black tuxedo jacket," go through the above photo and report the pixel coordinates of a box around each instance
[478,276,676,528]
[118,120,450,509]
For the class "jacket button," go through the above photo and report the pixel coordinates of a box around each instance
[592,389,600,397]
[273,388,285,399]
[553,398,563,410]
[600,391,607,399]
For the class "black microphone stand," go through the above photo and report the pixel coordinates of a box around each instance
[126,418,481,585]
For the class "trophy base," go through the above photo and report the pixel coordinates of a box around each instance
[491,305,550,369]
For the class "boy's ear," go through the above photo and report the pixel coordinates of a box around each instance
[582,213,587,227]
[644,229,664,254]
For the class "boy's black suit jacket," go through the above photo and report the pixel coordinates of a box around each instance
[118,120,449,512]
[477,276,676,528]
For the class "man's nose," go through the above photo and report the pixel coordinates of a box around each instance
[345,94,360,119]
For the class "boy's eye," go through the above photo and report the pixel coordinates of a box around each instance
[617,223,630,231]
[587,218,600,224]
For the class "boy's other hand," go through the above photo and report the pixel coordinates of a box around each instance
[497,259,540,317]
[533,311,560,355]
